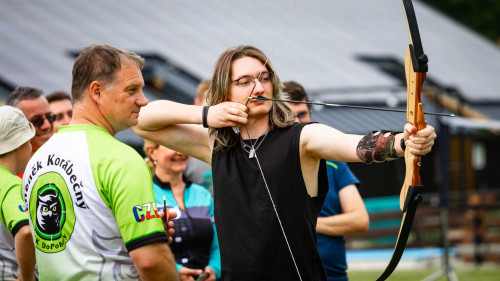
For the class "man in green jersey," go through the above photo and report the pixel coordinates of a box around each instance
[0,105,36,280]
[23,45,178,281]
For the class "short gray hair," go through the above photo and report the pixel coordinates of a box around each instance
[71,44,145,102]
[6,87,44,107]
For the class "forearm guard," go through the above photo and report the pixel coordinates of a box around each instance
[356,130,400,164]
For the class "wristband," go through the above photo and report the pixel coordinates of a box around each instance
[356,130,400,163]
[202,106,210,128]
[400,138,406,151]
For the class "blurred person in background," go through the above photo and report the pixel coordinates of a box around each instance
[193,80,211,107]
[144,139,221,281]
[185,79,213,192]
[22,44,178,281]
[0,105,37,281]
[283,81,369,281]
[47,91,73,133]
[6,87,54,155]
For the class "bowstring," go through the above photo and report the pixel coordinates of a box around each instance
[245,0,296,106]
[242,1,302,280]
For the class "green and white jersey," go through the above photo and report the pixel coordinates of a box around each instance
[0,165,29,280]
[22,124,167,281]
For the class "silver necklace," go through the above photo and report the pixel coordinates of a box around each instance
[239,129,270,158]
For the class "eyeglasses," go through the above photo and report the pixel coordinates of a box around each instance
[29,112,56,127]
[231,72,274,87]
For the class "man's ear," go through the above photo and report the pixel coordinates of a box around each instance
[89,81,103,103]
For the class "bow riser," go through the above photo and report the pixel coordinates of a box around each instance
[400,45,427,210]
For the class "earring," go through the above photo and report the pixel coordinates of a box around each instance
[153,161,157,165]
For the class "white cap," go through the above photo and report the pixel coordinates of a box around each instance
[0,105,36,154]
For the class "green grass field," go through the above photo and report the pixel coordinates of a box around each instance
[348,267,500,281]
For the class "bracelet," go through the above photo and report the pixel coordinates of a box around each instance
[202,106,210,128]
[400,138,406,151]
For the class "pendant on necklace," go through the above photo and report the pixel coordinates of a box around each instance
[249,148,255,158]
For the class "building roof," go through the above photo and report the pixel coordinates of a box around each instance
[1,0,499,142]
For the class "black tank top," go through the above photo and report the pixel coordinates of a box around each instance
[212,122,328,281]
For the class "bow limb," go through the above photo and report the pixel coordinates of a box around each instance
[376,1,428,280]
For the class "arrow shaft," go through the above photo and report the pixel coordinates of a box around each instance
[250,97,453,117]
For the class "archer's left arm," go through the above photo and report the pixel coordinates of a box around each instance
[300,123,436,163]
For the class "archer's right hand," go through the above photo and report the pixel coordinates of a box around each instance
[206,102,248,128]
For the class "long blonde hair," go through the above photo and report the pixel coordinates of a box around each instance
[208,45,295,152]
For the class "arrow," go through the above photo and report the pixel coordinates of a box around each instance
[249,96,454,117]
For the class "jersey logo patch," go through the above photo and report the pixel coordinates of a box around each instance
[36,184,65,239]
[30,172,76,253]
[132,202,161,222]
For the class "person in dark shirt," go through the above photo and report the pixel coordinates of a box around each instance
[284,81,369,281]
[133,45,436,281]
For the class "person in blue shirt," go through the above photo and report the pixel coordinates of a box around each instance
[144,139,221,281]
[284,81,369,281]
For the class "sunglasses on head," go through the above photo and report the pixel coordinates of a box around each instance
[29,112,56,127]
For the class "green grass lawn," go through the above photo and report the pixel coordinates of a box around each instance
[348,267,500,281]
